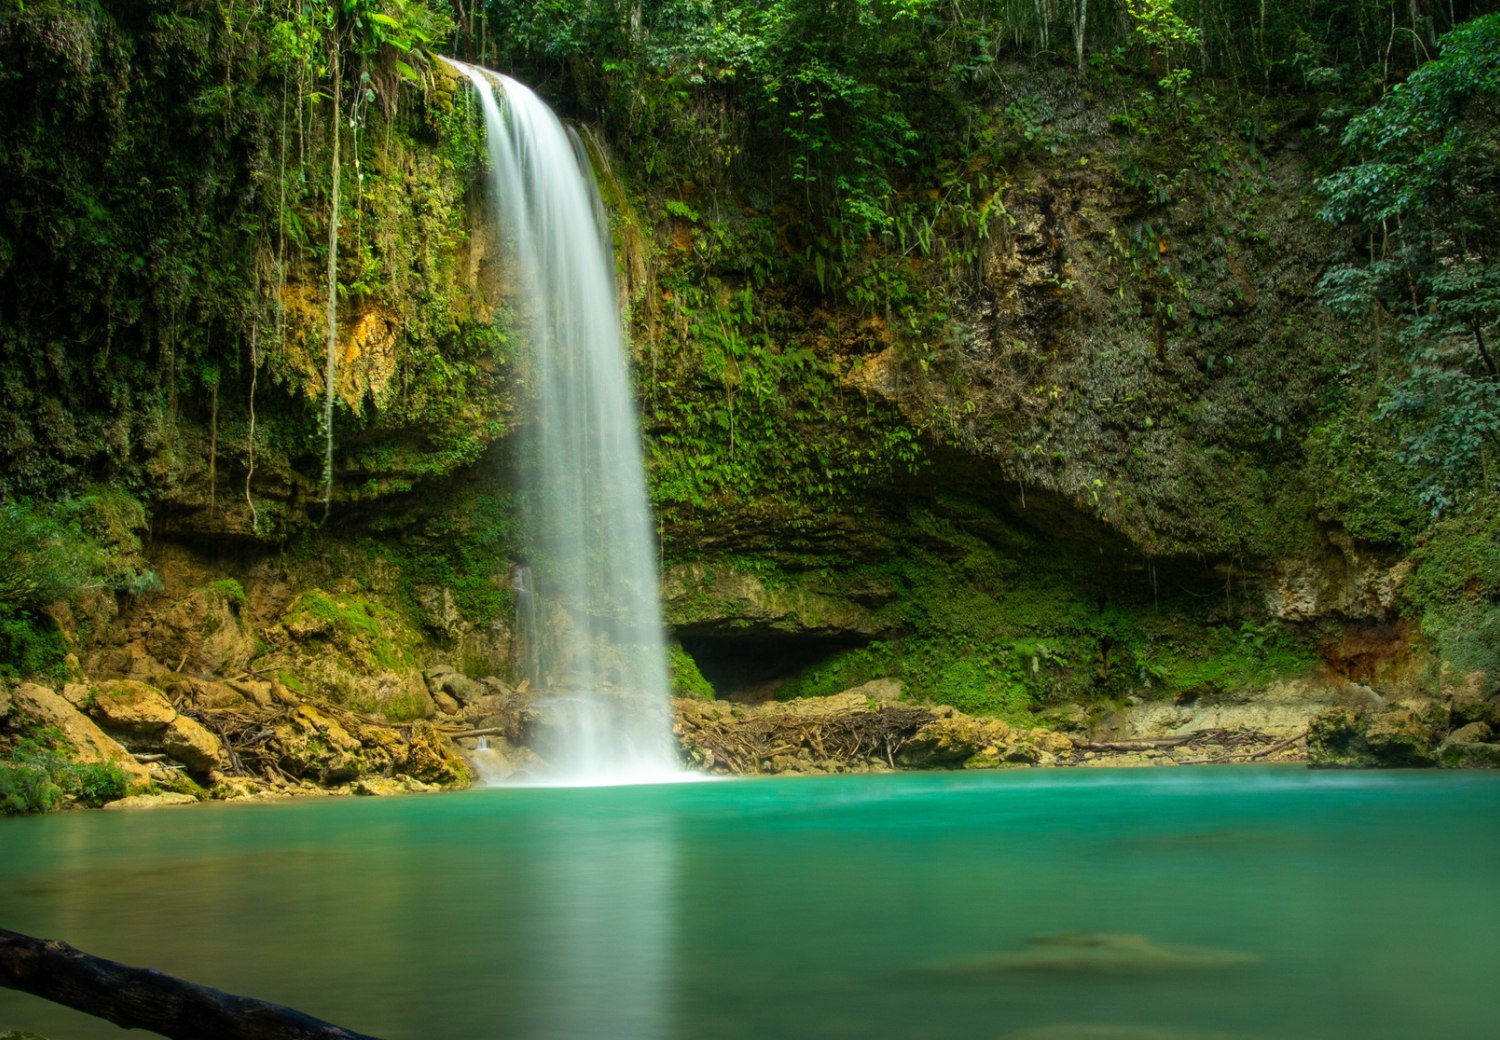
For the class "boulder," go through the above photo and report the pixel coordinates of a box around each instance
[89,680,177,733]
[431,689,462,715]
[840,678,903,704]
[1440,741,1500,768]
[270,705,367,783]
[60,683,92,709]
[1363,705,1439,767]
[8,684,151,783]
[161,715,228,775]
[1306,707,1376,768]
[899,715,1002,767]
[437,672,484,706]
[400,721,470,786]
[0,682,11,720]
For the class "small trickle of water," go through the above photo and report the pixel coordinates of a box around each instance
[447,59,679,786]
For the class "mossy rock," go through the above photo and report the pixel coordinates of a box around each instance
[1306,707,1377,768]
[279,590,422,672]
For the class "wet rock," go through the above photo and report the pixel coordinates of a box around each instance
[8,683,152,783]
[1439,742,1500,768]
[662,562,888,637]
[1002,1026,1251,1040]
[102,792,199,810]
[89,680,177,733]
[1438,721,1500,768]
[352,776,437,796]
[1306,707,1376,768]
[925,932,1257,977]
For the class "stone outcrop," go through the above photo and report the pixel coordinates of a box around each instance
[1307,697,1499,768]
[8,683,152,783]
[663,563,888,637]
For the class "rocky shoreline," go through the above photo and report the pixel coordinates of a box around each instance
[7,659,1498,814]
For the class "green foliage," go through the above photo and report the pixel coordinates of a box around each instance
[0,492,154,679]
[0,728,130,815]
[1404,494,1500,679]
[1303,413,1424,545]
[1318,14,1500,513]
[667,642,716,700]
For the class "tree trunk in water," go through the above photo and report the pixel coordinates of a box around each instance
[0,927,384,1040]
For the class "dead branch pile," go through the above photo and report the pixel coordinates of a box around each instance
[680,704,936,773]
[1073,727,1306,764]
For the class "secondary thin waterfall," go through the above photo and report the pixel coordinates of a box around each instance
[449,60,679,785]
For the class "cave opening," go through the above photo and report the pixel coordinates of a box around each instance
[676,632,869,703]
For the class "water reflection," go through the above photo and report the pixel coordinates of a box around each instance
[510,808,677,1039]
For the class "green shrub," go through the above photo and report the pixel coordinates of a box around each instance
[0,728,130,814]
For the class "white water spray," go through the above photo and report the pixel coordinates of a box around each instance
[448,60,679,785]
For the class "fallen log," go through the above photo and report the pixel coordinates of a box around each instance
[0,927,384,1040]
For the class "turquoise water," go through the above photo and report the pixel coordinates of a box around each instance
[1,768,1497,1039]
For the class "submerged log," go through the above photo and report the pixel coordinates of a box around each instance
[0,928,384,1040]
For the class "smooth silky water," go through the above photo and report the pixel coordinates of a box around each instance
[2,768,1497,1039]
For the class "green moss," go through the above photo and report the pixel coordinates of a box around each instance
[280,590,420,672]
[667,643,715,700]
[206,578,248,608]
[382,691,429,723]
[1146,621,1319,700]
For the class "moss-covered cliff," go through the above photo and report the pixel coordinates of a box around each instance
[1,1,1496,802]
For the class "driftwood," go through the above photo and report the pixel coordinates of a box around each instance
[0,927,384,1040]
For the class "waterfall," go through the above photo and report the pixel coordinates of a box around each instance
[449,60,679,785]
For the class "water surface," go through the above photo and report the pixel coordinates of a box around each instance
[1,768,1496,1039]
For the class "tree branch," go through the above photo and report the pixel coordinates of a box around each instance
[0,927,384,1040]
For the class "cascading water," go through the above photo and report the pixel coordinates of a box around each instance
[449,60,679,785]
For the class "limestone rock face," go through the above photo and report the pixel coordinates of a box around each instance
[1308,700,1462,768]
[662,562,888,637]
[141,584,258,676]
[9,683,152,782]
